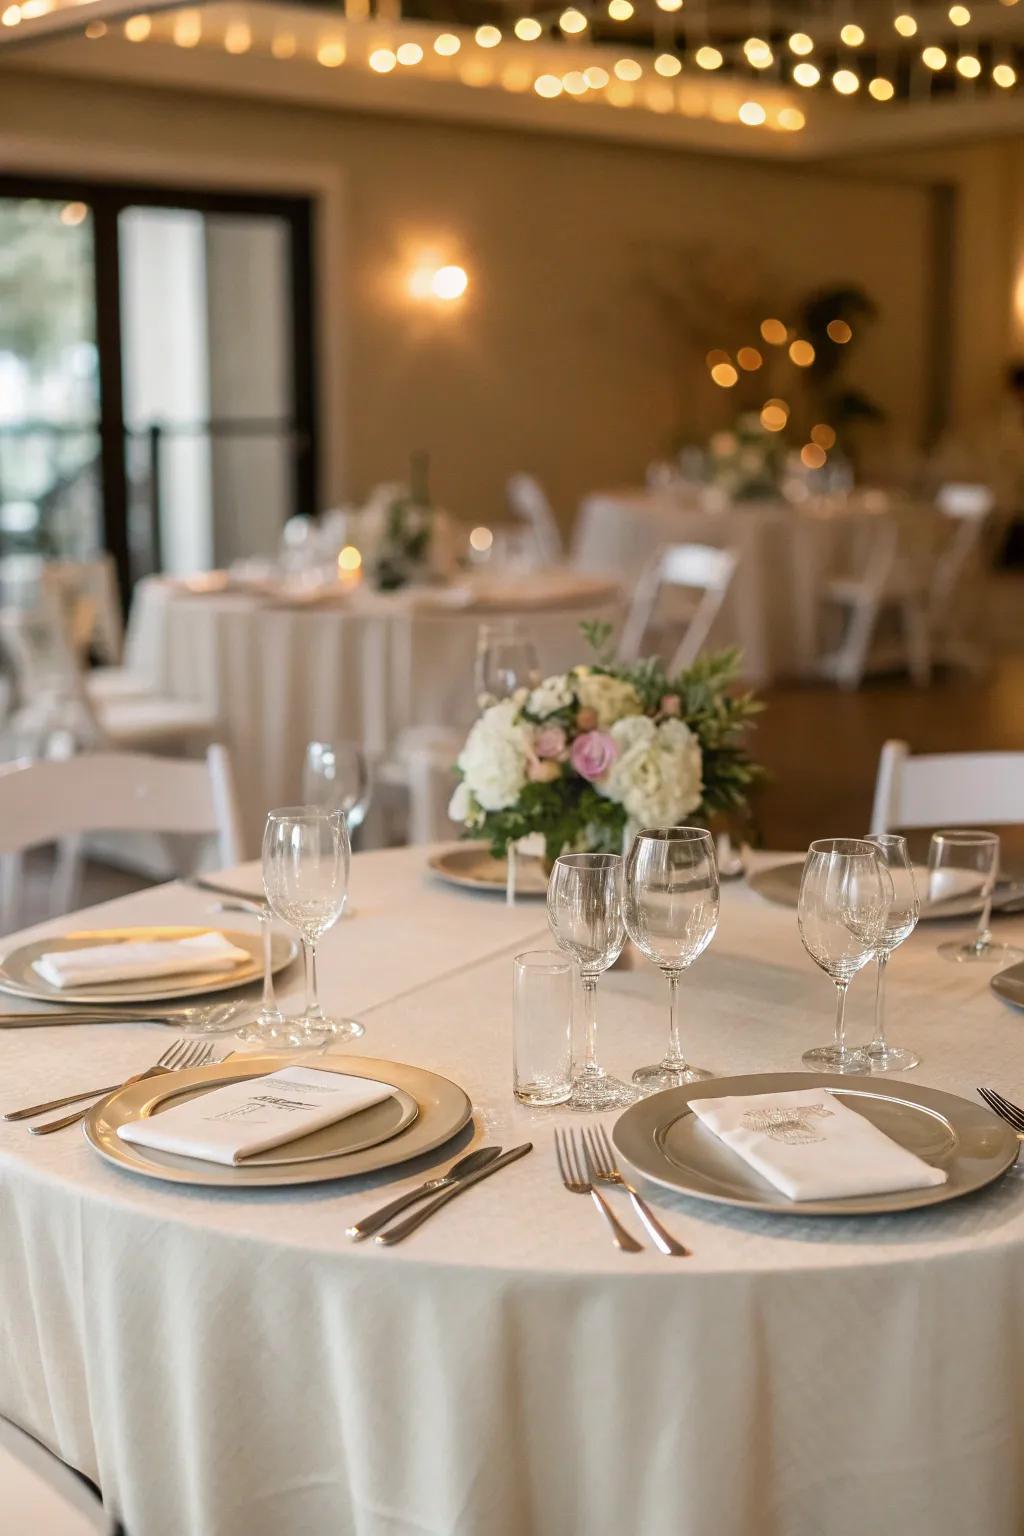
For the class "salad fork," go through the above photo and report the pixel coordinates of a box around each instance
[978,1087,1024,1138]
[554,1127,642,1252]
[26,1040,218,1135]
[583,1123,691,1257]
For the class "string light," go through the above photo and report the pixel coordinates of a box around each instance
[534,73,562,96]
[695,46,723,69]
[711,363,739,387]
[789,339,816,365]
[172,10,201,47]
[922,46,947,69]
[793,62,820,86]
[223,21,251,53]
[475,24,501,46]
[654,52,682,76]
[559,8,587,33]
[839,24,865,46]
[396,41,422,64]
[738,100,767,124]
[761,319,788,345]
[271,32,296,57]
[789,32,814,54]
[869,76,895,99]
[994,62,1017,86]
[811,424,837,449]
[514,17,541,40]
[614,57,642,80]
[585,64,609,86]
[957,54,981,77]
[827,319,853,343]
[744,37,773,68]
[801,444,827,469]
[338,545,363,571]
[949,4,971,22]
[656,0,683,9]
[563,69,588,93]
[608,0,634,16]
[124,14,151,41]
[760,402,788,430]
[1,4,20,23]
[832,69,860,94]
[318,37,346,65]
[737,347,763,370]
[434,32,460,54]
[369,47,397,71]
[469,528,493,553]
[778,107,806,130]
[894,13,918,35]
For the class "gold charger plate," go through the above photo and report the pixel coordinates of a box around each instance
[992,961,1024,1010]
[748,860,1023,922]
[0,926,299,1006]
[85,1053,473,1188]
[428,843,547,898]
[613,1072,1019,1217]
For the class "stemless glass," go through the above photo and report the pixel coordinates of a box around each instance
[474,622,540,706]
[546,852,638,1111]
[928,830,1023,965]
[262,807,364,1044]
[797,838,893,1073]
[512,950,573,1105]
[863,833,921,1072]
[624,827,718,1089]
[303,741,373,834]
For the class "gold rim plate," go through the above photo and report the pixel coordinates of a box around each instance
[748,860,1020,922]
[992,962,1024,1010]
[428,843,547,898]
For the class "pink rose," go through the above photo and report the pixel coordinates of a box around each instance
[575,707,598,732]
[659,694,681,717]
[528,758,561,784]
[570,730,618,782]
[534,724,568,761]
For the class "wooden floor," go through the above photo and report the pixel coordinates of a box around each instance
[754,649,1024,860]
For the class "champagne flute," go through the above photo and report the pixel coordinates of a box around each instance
[546,852,639,1111]
[863,833,921,1072]
[624,827,718,1089]
[303,741,373,834]
[928,830,1023,964]
[797,838,892,1073]
[474,622,540,706]
[262,807,364,1044]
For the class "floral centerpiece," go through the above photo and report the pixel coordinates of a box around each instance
[449,623,763,863]
[707,412,786,502]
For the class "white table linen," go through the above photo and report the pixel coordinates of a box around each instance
[2,847,1024,1536]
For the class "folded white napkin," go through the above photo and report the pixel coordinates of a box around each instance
[690,1088,948,1202]
[33,931,251,990]
[118,1067,396,1165]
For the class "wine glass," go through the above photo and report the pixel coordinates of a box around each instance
[474,622,540,706]
[624,827,718,1089]
[863,833,921,1072]
[303,741,372,834]
[262,808,364,1044]
[546,852,639,1111]
[928,830,1023,965]
[797,838,893,1073]
[233,905,311,1049]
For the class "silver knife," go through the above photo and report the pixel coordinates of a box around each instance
[375,1142,533,1245]
[347,1145,503,1240]
[188,875,268,907]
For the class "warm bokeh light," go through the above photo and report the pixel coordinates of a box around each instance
[124,14,151,41]
[534,73,562,96]
[60,202,88,226]
[434,32,461,54]
[789,339,816,366]
[396,41,422,64]
[705,349,731,367]
[869,76,895,100]
[1,3,20,22]
[801,443,828,469]
[761,318,788,345]
[501,63,532,91]
[744,37,774,69]
[956,54,981,77]
[778,107,806,130]
[654,53,682,77]
[737,347,763,370]
[514,17,541,40]
[840,23,865,45]
[832,69,860,94]
[559,7,587,32]
[563,70,588,94]
[793,62,820,86]
[614,57,642,80]
[338,546,362,572]
[469,526,494,553]
[271,32,297,57]
[223,21,251,53]
[994,62,1017,86]
[695,46,723,70]
[655,0,682,10]
[85,19,107,36]
[319,38,347,66]
[369,47,397,71]
[711,363,740,388]
[585,64,610,87]
[827,319,853,343]
[172,10,201,47]
[894,12,918,35]
[475,24,501,46]
[949,4,971,23]
[430,265,468,300]
[811,423,837,449]
[922,46,947,69]
[789,32,814,54]
[760,403,788,431]
[739,101,767,125]
[608,0,634,17]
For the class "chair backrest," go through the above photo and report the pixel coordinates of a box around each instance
[618,543,739,670]
[870,739,1024,833]
[506,474,563,564]
[930,488,992,619]
[0,746,244,864]
[0,1417,108,1534]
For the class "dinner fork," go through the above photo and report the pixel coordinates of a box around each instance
[978,1087,1024,1138]
[583,1124,691,1257]
[26,1040,218,1135]
[554,1127,642,1253]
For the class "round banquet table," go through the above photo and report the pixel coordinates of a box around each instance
[123,572,624,853]
[3,848,1024,1536]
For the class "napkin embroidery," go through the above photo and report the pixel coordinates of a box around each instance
[742,1103,834,1144]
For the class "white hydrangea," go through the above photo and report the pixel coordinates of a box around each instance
[526,674,574,719]
[597,715,703,825]
[456,699,531,813]
[448,779,484,828]
[575,672,643,729]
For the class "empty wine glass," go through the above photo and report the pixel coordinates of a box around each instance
[928,830,1023,965]
[303,741,372,834]
[474,622,540,706]
[234,906,310,1049]
[547,852,639,1111]
[262,807,364,1044]
[863,833,921,1072]
[624,827,718,1089]
[797,838,893,1073]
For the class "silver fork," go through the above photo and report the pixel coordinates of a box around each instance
[554,1127,642,1252]
[584,1124,691,1257]
[978,1087,1024,1139]
[28,1040,217,1135]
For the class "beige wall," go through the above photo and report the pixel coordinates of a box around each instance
[0,67,953,529]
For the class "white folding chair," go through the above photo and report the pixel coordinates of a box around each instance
[814,512,931,690]
[617,543,739,671]
[0,746,244,927]
[505,474,563,565]
[0,1418,109,1535]
[930,484,994,671]
[870,739,1024,834]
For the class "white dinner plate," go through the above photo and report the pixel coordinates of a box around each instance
[613,1072,1020,1217]
[427,844,547,898]
[0,926,299,1006]
[85,1053,473,1188]
[748,860,1024,922]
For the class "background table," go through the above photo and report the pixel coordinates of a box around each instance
[2,848,1024,1536]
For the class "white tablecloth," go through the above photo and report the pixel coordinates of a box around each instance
[3,849,1024,1535]
[124,574,623,852]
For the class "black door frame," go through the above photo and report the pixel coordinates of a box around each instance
[0,173,318,603]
